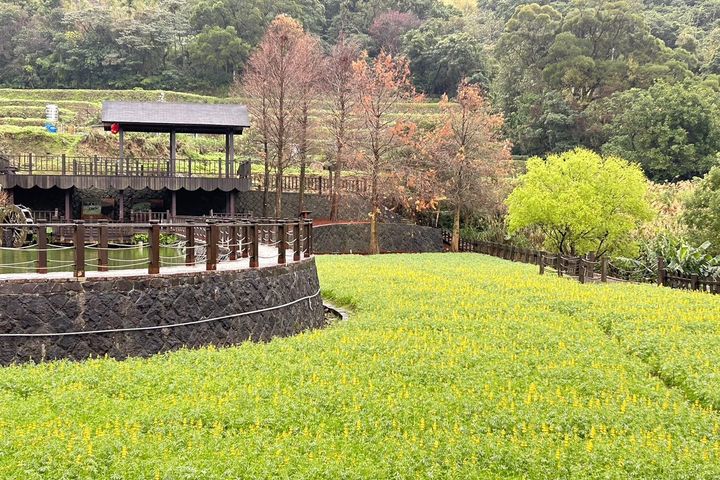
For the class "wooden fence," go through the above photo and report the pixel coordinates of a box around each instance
[0,217,313,278]
[442,230,720,294]
[251,173,369,195]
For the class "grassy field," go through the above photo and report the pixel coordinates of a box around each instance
[1,254,720,478]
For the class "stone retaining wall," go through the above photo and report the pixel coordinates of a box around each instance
[237,191,370,221]
[313,223,444,254]
[0,259,324,365]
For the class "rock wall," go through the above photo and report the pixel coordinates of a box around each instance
[0,259,324,365]
[236,191,370,221]
[313,223,444,254]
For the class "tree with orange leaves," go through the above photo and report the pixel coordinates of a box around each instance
[352,50,415,254]
[242,15,319,217]
[425,80,512,252]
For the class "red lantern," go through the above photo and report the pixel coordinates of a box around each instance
[110,123,120,134]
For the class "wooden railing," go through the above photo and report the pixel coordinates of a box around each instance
[0,217,313,278]
[442,230,720,294]
[2,153,250,179]
[658,259,720,294]
[251,173,369,195]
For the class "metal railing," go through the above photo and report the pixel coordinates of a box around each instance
[0,217,313,278]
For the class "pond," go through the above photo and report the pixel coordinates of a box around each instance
[0,244,188,275]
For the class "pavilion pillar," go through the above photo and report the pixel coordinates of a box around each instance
[170,130,177,175]
[228,190,236,215]
[171,191,177,219]
[118,190,124,222]
[119,128,124,174]
[64,189,71,221]
[225,132,234,178]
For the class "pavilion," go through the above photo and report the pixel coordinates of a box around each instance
[1,101,252,221]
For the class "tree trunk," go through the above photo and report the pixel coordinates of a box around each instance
[369,207,379,255]
[330,124,343,222]
[452,205,460,253]
[262,140,270,217]
[369,172,380,255]
[298,104,308,216]
[275,167,283,218]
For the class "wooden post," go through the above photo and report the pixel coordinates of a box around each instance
[171,191,177,220]
[206,220,218,271]
[74,220,85,278]
[118,190,124,222]
[229,224,238,261]
[241,224,249,258]
[28,153,33,175]
[169,130,177,175]
[586,252,595,280]
[61,154,66,175]
[98,219,109,272]
[539,254,545,275]
[318,175,323,196]
[600,257,608,283]
[578,259,586,284]
[188,156,192,177]
[657,258,666,286]
[306,219,313,256]
[37,221,47,274]
[148,220,160,274]
[277,221,286,264]
[73,157,78,175]
[185,220,195,266]
[119,128,124,166]
[93,155,98,176]
[249,222,259,268]
[557,256,563,277]
[293,221,301,262]
[218,157,222,178]
[691,274,699,291]
[64,189,72,221]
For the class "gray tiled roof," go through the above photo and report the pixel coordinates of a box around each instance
[102,102,250,129]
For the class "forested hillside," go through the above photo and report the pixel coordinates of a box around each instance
[2,0,720,181]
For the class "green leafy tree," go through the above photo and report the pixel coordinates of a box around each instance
[506,148,653,256]
[188,26,249,87]
[402,18,488,94]
[601,82,720,182]
[683,165,720,255]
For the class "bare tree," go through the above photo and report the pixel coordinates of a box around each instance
[242,15,317,217]
[325,36,362,221]
[295,35,323,216]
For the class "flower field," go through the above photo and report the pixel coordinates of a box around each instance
[1,254,720,478]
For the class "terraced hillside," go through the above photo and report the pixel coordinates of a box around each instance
[0,89,442,170]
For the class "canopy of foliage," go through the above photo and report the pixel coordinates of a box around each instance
[506,148,653,256]
[683,164,720,254]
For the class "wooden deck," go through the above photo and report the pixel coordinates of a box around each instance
[1,154,252,192]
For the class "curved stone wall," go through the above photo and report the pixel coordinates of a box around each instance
[313,223,444,254]
[0,259,324,365]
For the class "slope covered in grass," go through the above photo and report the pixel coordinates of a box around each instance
[0,254,719,478]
